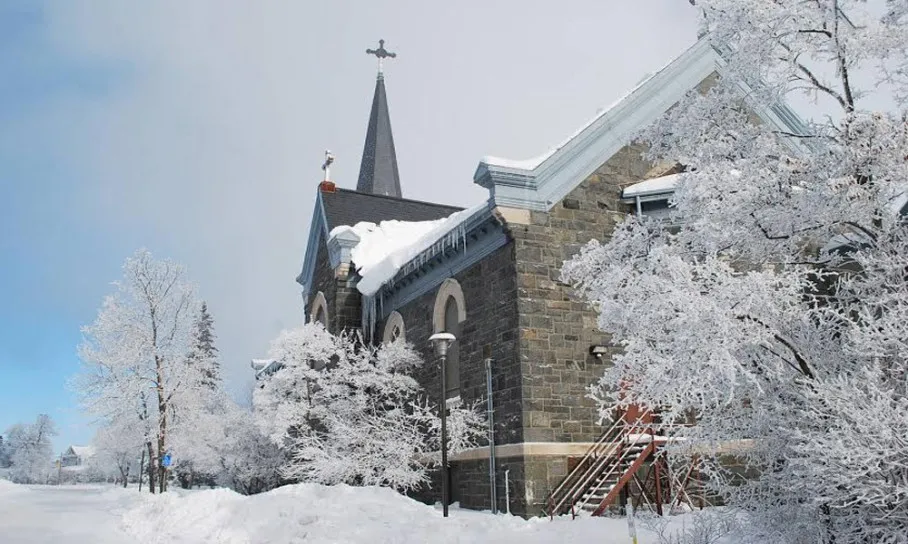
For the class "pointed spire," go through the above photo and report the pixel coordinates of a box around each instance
[357,40,402,198]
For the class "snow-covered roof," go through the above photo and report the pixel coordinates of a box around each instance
[329,201,490,297]
[68,446,95,458]
[621,173,682,198]
[251,359,282,380]
[481,67,672,172]
[251,358,275,370]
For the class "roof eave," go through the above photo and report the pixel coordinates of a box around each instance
[296,192,330,295]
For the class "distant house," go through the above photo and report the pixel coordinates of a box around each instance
[251,358,281,381]
[60,445,95,468]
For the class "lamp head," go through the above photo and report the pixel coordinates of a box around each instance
[429,332,456,357]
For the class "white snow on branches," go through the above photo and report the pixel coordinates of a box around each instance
[563,2,908,542]
[254,324,484,491]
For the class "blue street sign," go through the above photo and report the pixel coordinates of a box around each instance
[161,453,172,468]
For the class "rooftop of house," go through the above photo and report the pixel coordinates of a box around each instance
[320,188,462,231]
[66,445,95,458]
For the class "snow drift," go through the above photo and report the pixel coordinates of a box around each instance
[121,483,744,544]
[0,479,28,496]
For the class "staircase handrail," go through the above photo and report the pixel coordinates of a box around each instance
[570,423,655,513]
[547,417,624,517]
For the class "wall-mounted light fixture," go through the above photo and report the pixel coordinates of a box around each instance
[589,345,608,359]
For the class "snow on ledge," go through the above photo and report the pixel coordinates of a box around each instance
[327,201,490,298]
[622,173,682,198]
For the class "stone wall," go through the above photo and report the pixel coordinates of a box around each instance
[508,143,654,447]
[390,243,523,447]
[495,143,659,511]
[308,239,336,331]
[307,239,363,334]
[392,243,529,513]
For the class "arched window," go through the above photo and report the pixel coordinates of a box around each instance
[382,311,406,344]
[309,291,329,329]
[433,279,466,399]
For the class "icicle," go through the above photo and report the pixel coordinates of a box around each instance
[361,295,376,344]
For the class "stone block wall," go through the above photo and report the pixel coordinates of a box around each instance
[508,143,654,447]
[390,243,523,447]
[307,240,363,334]
[392,243,528,513]
[308,240,336,330]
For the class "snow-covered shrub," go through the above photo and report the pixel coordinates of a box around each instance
[645,509,741,544]
[255,324,484,490]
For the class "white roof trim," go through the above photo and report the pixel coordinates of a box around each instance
[473,36,809,212]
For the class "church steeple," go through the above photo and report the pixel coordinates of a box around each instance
[356,40,402,198]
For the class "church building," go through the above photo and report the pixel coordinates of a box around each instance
[296,37,807,517]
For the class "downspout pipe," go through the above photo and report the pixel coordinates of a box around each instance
[485,358,497,514]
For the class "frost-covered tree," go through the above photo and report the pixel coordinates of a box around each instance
[211,402,286,495]
[562,2,908,542]
[0,435,9,469]
[255,324,484,491]
[170,301,223,488]
[90,420,143,487]
[4,415,57,484]
[76,249,209,493]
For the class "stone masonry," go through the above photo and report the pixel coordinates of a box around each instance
[308,239,363,334]
[503,141,659,514]
[388,142,662,517]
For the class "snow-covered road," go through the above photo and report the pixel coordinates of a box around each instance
[0,483,140,544]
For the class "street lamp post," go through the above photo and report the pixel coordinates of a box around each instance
[429,332,456,518]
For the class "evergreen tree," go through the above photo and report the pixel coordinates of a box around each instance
[190,302,220,390]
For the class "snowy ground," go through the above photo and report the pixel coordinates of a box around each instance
[0,480,742,543]
[0,480,142,543]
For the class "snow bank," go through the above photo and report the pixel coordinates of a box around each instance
[121,482,737,544]
[0,479,27,496]
[334,202,488,297]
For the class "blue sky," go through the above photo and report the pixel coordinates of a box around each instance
[0,1,699,453]
[0,1,136,451]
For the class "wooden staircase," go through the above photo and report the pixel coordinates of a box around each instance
[547,418,674,518]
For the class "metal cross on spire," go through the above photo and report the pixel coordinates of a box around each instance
[321,150,335,181]
[366,39,396,77]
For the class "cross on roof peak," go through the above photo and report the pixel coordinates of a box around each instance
[366,39,396,77]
